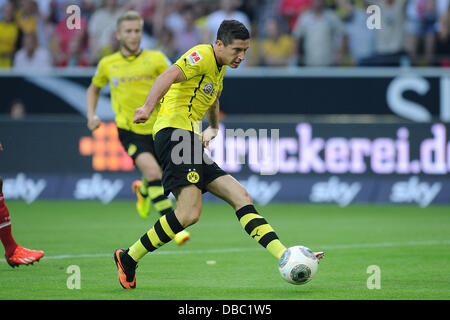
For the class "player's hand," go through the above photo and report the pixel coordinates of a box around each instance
[0,142,3,152]
[133,106,152,123]
[87,115,101,131]
[202,127,219,151]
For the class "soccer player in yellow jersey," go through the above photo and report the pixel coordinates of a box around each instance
[86,11,190,245]
[113,20,324,289]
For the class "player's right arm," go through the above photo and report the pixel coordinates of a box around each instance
[86,83,102,131]
[87,59,108,131]
[133,65,185,124]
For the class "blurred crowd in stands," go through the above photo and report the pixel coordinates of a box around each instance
[0,0,449,70]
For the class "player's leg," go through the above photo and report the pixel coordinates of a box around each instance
[119,129,177,222]
[114,127,204,289]
[133,152,167,216]
[206,174,287,259]
[0,177,17,258]
[114,184,201,289]
[206,175,324,261]
[134,151,191,244]
[0,177,44,268]
[127,184,201,260]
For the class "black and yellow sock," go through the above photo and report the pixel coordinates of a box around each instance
[147,180,173,216]
[138,178,149,196]
[127,210,184,262]
[236,204,286,259]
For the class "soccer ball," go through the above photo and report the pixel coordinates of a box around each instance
[278,246,318,285]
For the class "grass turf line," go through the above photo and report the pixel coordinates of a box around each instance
[0,201,448,300]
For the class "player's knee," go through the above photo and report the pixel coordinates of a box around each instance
[182,214,200,228]
[238,189,253,207]
[144,168,162,181]
[189,203,202,225]
[187,212,201,226]
[242,189,253,204]
[176,203,202,227]
[231,189,253,211]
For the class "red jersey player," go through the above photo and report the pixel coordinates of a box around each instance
[0,142,44,267]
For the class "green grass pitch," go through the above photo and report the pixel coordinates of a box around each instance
[0,201,449,300]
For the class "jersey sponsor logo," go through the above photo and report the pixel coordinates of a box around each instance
[110,75,156,88]
[186,169,200,183]
[203,82,213,95]
[187,51,202,66]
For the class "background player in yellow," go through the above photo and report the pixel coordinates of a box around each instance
[113,20,324,289]
[86,10,190,245]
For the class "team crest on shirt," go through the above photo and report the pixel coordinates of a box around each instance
[187,51,202,66]
[187,169,200,183]
[203,82,214,95]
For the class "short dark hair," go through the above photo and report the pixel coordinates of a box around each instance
[216,20,250,46]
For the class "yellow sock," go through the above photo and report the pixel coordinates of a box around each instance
[147,185,172,215]
[127,211,184,262]
[236,205,287,259]
[147,181,173,216]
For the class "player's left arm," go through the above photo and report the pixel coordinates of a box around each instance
[87,58,108,131]
[202,92,221,150]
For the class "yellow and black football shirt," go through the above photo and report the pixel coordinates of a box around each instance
[92,50,171,135]
[153,44,227,135]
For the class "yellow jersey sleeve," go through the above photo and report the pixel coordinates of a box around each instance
[91,58,108,88]
[174,49,209,81]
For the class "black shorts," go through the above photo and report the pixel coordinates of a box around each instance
[117,128,158,164]
[154,127,227,195]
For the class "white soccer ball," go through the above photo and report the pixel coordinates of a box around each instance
[278,246,319,285]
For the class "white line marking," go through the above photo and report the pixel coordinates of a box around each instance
[2,240,448,262]
[0,221,11,229]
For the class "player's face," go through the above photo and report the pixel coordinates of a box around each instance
[117,20,142,54]
[218,39,250,68]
